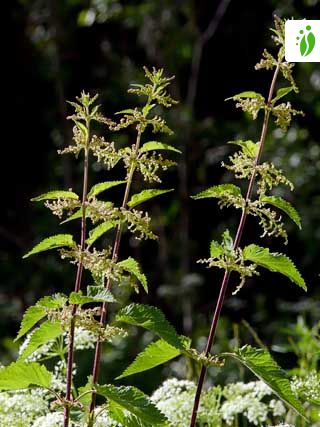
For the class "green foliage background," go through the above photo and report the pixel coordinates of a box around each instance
[2,0,320,394]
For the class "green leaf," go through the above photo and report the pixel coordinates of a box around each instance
[19,321,63,361]
[117,258,148,293]
[243,244,306,291]
[61,202,114,224]
[116,304,184,350]
[228,140,259,158]
[86,221,118,246]
[23,234,75,259]
[225,91,265,101]
[31,190,79,202]
[15,306,46,341]
[223,345,307,420]
[210,240,223,258]
[128,189,174,209]
[272,87,293,104]
[87,181,126,199]
[87,285,117,303]
[192,184,242,200]
[69,288,116,305]
[95,384,166,425]
[108,401,146,427]
[15,293,67,341]
[115,109,135,115]
[260,195,301,229]
[116,339,182,379]
[0,362,52,390]
[140,141,181,154]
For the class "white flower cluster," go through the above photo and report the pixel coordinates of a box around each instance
[65,327,96,350]
[0,388,49,427]
[291,371,320,403]
[221,381,285,426]
[151,378,287,427]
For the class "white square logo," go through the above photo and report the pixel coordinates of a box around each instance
[285,20,320,62]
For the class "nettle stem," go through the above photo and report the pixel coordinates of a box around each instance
[64,123,91,427]
[189,63,280,427]
[88,130,142,424]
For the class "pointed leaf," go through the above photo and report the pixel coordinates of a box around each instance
[210,240,223,258]
[192,184,242,200]
[140,141,181,154]
[228,140,259,158]
[272,87,293,104]
[226,91,265,101]
[115,109,135,115]
[128,189,173,209]
[260,195,301,229]
[95,384,166,425]
[87,285,117,303]
[223,345,307,420]
[86,221,118,246]
[87,181,126,199]
[243,244,306,290]
[117,258,148,293]
[31,190,79,202]
[116,304,184,350]
[15,294,67,341]
[108,401,146,427]
[15,306,46,341]
[23,234,75,258]
[69,289,116,305]
[61,202,114,224]
[116,339,182,379]
[19,321,63,361]
[0,362,52,390]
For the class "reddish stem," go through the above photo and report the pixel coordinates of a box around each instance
[88,130,142,422]
[64,142,90,427]
[189,63,280,427]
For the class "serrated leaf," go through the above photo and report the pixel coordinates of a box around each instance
[223,345,307,420]
[0,362,52,390]
[87,285,117,303]
[260,195,301,229]
[87,181,126,199]
[116,304,184,350]
[272,87,293,104]
[115,109,135,115]
[108,401,146,427]
[23,234,76,259]
[31,190,79,202]
[15,306,46,341]
[61,202,114,224]
[69,288,116,305]
[243,244,306,291]
[210,240,223,258]
[228,140,259,158]
[117,258,148,293]
[96,384,166,425]
[225,91,265,101]
[86,221,118,246]
[192,184,242,200]
[128,189,173,209]
[19,321,63,361]
[140,141,181,154]
[116,339,182,379]
[15,294,67,341]
[74,120,88,138]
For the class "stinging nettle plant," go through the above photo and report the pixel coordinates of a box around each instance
[188,16,308,427]
[0,67,188,426]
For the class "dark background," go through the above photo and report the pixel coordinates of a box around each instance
[2,0,320,391]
